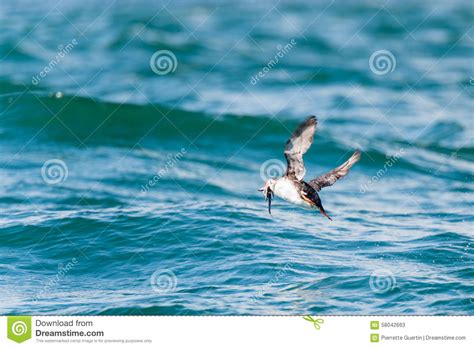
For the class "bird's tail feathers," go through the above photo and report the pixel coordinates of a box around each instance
[318,205,332,220]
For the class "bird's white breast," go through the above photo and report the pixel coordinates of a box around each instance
[273,178,311,207]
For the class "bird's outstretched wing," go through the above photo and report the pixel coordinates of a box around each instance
[308,150,361,191]
[284,116,317,181]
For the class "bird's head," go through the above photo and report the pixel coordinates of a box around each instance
[258,178,277,199]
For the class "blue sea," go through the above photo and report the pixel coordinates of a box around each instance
[0,0,473,315]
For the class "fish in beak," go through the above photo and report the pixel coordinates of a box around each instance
[258,184,274,215]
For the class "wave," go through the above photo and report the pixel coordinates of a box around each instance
[0,91,356,157]
[1,91,472,180]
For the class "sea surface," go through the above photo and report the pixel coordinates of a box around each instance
[0,0,473,315]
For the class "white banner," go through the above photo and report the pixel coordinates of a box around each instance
[1,316,472,347]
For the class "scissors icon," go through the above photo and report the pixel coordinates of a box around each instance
[303,315,324,330]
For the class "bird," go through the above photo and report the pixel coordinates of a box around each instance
[258,116,360,219]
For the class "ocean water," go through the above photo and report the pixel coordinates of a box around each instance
[0,0,473,315]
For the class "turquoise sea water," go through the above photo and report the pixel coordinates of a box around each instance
[0,0,473,315]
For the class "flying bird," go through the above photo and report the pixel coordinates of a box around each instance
[259,116,360,219]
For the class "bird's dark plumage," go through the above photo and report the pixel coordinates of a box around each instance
[293,180,332,220]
